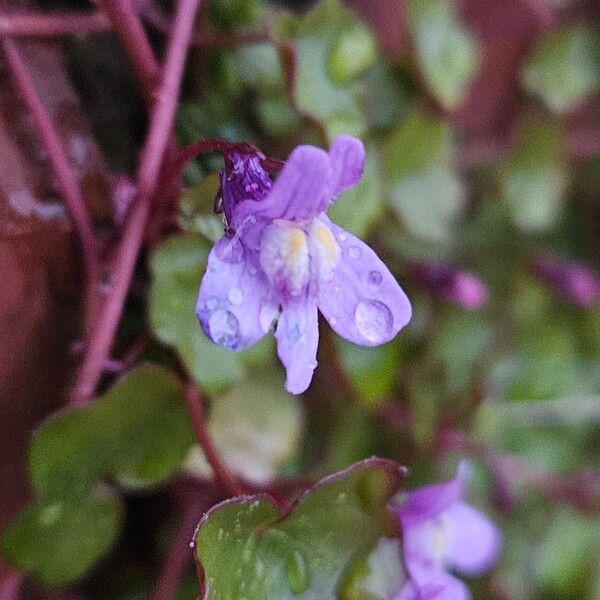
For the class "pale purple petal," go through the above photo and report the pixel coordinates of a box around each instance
[235,146,332,223]
[445,502,502,576]
[275,297,319,394]
[317,220,411,346]
[397,463,468,526]
[329,135,365,197]
[395,558,471,600]
[197,236,278,351]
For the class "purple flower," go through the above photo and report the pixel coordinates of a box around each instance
[410,261,488,311]
[393,463,501,600]
[531,254,600,308]
[196,136,411,394]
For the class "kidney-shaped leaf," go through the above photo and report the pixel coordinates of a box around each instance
[194,458,407,599]
[1,488,122,587]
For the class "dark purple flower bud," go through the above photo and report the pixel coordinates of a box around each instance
[410,261,488,311]
[217,152,272,231]
[531,255,600,308]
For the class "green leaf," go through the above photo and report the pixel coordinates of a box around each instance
[328,24,377,85]
[390,167,464,243]
[179,174,224,242]
[337,338,403,405]
[385,109,464,244]
[523,26,600,113]
[502,122,568,233]
[149,234,245,393]
[296,36,366,139]
[328,147,384,238]
[235,43,285,96]
[194,459,407,599]
[2,489,122,586]
[29,365,193,496]
[537,509,600,596]
[407,0,478,109]
[186,371,303,483]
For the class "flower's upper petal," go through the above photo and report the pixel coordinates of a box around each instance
[397,462,469,526]
[395,553,471,600]
[275,296,319,394]
[317,220,411,346]
[329,135,365,197]
[445,502,501,577]
[196,236,279,351]
[235,145,332,222]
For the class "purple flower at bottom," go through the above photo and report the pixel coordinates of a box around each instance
[196,136,412,394]
[393,463,501,600]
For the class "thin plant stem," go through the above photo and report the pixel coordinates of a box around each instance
[0,35,100,327]
[151,508,199,600]
[97,0,161,105]
[0,11,110,36]
[183,379,245,497]
[69,0,202,406]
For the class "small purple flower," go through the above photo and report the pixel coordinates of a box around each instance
[196,136,411,394]
[531,254,600,308]
[393,463,501,600]
[410,261,488,311]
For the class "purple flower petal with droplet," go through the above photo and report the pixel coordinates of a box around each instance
[196,135,411,394]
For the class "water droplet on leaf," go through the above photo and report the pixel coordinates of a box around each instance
[355,300,393,343]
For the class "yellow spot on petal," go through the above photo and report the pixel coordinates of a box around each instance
[287,228,308,266]
[314,223,337,262]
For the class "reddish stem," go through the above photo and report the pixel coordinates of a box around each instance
[97,0,161,105]
[183,379,245,497]
[0,36,100,325]
[151,508,199,600]
[0,11,110,36]
[69,0,201,406]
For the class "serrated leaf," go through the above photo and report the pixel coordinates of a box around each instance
[523,26,600,114]
[194,459,407,599]
[149,234,245,393]
[1,489,122,586]
[407,0,478,109]
[29,365,193,496]
[186,371,303,483]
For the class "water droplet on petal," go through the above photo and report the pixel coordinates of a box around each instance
[355,300,393,344]
[228,288,244,305]
[206,297,219,311]
[347,245,361,259]
[367,270,383,287]
[330,316,337,326]
[209,309,241,349]
[338,232,348,242]
[287,549,309,594]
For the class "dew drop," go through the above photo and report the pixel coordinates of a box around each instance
[287,549,309,594]
[347,245,361,259]
[189,541,195,549]
[39,502,63,527]
[367,270,383,287]
[354,300,393,343]
[338,232,348,242]
[227,288,244,305]
[209,310,241,349]
[330,316,337,326]
[206,297,219,311]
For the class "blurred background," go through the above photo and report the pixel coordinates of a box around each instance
[0,0,599,598]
